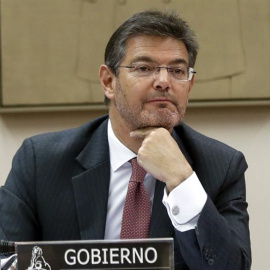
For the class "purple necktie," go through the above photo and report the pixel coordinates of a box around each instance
[120,158,151,239]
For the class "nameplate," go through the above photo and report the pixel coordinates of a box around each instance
[16,238,174,270]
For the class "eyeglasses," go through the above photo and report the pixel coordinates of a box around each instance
[118,63,196,81]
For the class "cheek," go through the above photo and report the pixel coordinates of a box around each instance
[121,80,145,100]
[176,85,190,101]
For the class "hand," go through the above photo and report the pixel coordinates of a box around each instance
[131,127,193,192]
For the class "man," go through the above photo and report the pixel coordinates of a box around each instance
[0,10,251,269]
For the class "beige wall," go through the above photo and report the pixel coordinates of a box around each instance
[1,0,270,108]
[0,106,270,269]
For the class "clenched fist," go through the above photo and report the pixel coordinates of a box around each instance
[130,127,193,192]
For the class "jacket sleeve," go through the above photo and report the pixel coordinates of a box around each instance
[0,138,41,243]
[174,151,251,270]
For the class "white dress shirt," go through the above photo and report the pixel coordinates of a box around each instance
[104,120,207,239]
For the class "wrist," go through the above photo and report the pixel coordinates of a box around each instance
[166,166,193,192]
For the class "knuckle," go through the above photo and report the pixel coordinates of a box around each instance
[138,146,148,159]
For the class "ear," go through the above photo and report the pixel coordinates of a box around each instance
[99,65,116,101]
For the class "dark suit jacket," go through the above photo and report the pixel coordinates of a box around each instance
[0,115,251,269]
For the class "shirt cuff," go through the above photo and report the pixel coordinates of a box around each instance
[162,171,207,232]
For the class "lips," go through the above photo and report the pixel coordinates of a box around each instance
[148,97,172,102]
[147,97,175,105]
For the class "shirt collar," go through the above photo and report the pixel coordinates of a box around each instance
[108,119,136,172]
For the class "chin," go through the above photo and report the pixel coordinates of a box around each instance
[148,110,183,129]
[139,117,182,131]
[156,121,181,130]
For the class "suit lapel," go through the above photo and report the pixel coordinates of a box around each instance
[172,129,193,166]
[72,119,110,240]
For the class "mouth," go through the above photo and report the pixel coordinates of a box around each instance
[147,98,174,104]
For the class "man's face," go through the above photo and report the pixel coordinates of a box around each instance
[110,35,194,132]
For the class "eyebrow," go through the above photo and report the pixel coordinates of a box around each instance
[169,59,189,66]
[130,56,189,66]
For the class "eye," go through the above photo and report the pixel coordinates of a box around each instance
[172,67,185,74]
[138,66,149,72]
[133,64,154,73]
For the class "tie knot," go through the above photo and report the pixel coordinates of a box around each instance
[130,158,147,183]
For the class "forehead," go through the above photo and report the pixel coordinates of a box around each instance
[123,35,189,65]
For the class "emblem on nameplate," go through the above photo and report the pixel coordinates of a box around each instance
[27,246,51,270]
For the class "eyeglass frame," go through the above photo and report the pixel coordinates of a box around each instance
[117,64,196,82]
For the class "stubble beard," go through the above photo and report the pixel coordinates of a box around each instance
[114,80,187,131]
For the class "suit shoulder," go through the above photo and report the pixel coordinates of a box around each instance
[26,115,109,144]
[176,122,242,156]
[17,115,109,160]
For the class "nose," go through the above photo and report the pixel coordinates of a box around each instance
[153,68,171,91]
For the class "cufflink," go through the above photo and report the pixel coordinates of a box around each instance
[172,206,179,215]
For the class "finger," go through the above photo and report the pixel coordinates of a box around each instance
[130,127,157,139]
